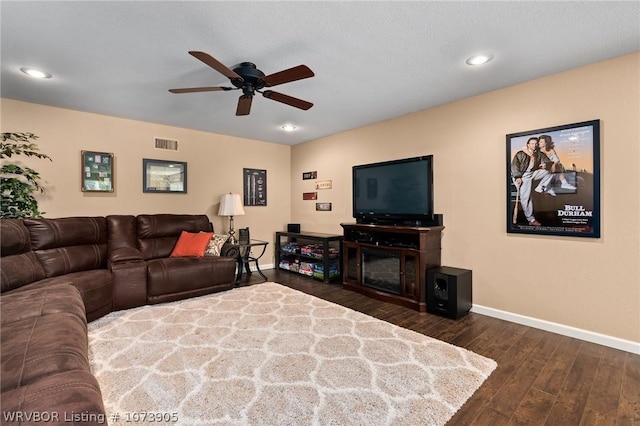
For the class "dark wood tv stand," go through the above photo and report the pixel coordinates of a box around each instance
[341,223,443,312]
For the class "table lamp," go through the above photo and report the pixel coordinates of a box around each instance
[218,193,245,244]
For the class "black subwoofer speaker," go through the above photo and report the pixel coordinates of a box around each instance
[426,266,472,319]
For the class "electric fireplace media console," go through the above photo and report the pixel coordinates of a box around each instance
[341,223,444,312]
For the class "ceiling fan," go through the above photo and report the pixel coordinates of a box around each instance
[169,51,315,116]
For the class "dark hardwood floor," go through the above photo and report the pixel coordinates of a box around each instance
[238,269,640,425]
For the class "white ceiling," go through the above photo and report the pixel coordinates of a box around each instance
[2,1,639,145]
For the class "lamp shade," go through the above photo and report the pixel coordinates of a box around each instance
[218,193,245,216]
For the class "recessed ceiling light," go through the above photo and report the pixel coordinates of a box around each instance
[465,54,494,66]
[20,67,52,79]
[281,124,297,132]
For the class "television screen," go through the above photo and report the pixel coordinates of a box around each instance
[353,156,434,224]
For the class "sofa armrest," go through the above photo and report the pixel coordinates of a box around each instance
[109,246,143,263]
[109,260,147,310]
[0,284,85,325]
[220,242,240,259]
[106,215,148,310]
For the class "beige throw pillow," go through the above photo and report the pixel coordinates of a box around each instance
[205,234,229,256]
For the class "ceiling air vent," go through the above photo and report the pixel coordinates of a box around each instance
[154,137,179,151]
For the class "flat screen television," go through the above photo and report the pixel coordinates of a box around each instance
[352,155,441,226]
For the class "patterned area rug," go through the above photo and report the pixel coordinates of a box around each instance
[88,282,496,425]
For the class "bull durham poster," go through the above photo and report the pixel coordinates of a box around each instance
[506,120,600,238]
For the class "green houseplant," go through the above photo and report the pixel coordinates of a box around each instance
[1,132,52,218]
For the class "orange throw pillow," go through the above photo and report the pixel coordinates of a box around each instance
[170,231,214,257]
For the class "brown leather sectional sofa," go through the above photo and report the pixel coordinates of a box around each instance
[0,214,239,425]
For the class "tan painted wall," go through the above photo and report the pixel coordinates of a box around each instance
[2,53,638,343]
[1,99,292,264]
[291,53,640,343]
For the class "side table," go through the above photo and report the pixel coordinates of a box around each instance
[235,239,269,284]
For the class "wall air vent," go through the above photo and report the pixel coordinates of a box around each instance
[154,137,179,151]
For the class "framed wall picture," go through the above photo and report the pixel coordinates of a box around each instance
[143,159,187,193]
[81,151,114,192]
[315,180,332,190]
[303,192,317,200]
[243,168,267,206]
[316,202,332,211]
[506,119,600,238]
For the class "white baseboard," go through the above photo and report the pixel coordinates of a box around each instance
[471,304,640,355]
[243,263,274,273]
[246,268,639,354]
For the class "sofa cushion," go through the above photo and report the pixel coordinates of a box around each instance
[137,214,213,260]
[0,370,105,425]
[0,220,46,293]
[0,284,85,326]
[170,231,213,257]
[205,234,230,256]
[0,251,46,294]
[0,219,32,256]
[24,217,108,278]
[14,270,113,322]
[146,256,237,298]
[24,217,107,250]
[1,312,89,392]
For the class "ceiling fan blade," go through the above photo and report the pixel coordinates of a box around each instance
[263,90,313,110]
[169,86,234,94]
[259,65,314,87]
[236,95,253,116]
[189,51,243,81]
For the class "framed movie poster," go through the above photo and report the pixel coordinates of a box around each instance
[506,119,600,238]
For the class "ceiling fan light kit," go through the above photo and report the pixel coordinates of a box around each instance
[281,124,297,132]
[169,51,315,116]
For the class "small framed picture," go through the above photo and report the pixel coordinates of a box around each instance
[316,180,332,190]
[143,159,187,193]
[243,168,267,206]
[303,192,317,200]
[82,151,114,192]
[316,202,332,211]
